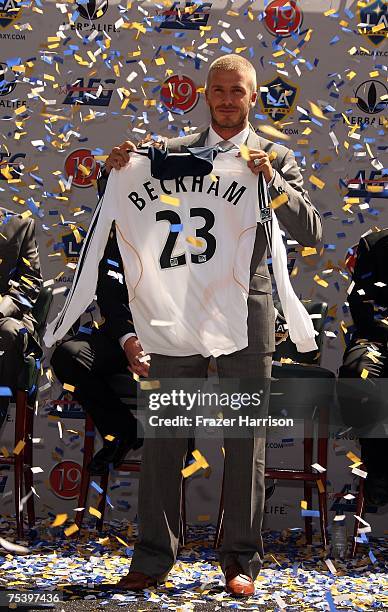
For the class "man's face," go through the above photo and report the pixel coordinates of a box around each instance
[205,69,257,130]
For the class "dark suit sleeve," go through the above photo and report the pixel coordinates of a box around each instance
[348,236,388,342]
[96,222,136,342]
[270,148,323,247]
[0,218,42,319]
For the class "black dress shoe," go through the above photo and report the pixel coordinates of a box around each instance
[88,429,144,475]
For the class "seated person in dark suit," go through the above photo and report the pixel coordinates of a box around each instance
[338,229,388,506]
[50,222,146,475]
[0,207,43,429]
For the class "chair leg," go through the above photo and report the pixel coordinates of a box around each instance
[303,433,313,545]
[14,391,27,539]
[96,471,109,533]
[179,477,187,546]
[351,478,365,558]
[317,436,328,549]
[74,414,95,532]
[317,483,328,550]
[214,467,225,549]
[24,404,35,528]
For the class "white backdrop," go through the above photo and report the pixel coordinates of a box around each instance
[0,0,387,536]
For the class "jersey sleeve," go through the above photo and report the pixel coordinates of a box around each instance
[43,173,118,347]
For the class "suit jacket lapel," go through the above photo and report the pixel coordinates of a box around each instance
[189,128,209,148]
[247,127,261,149]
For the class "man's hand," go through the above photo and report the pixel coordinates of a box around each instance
[237,149,274,184]
[105,140,137,173]
[123,336,150,378]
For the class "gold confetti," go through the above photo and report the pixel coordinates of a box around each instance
[271,193,288,210]
[182,449,209,478]
[89,506,102,519]
[13,440,26,455]
[160,194,180,207]
[239,144,251,161]
[63,383,75,392]
[270,554,282,567]
[314,275,329,288]
[104,434,115,442]
[309,175,325,189]
[64,524,79,537]
[301,500,308,509]
[186,236,204,248]
[51,513,68,527]
[258,124,290,141]
[347,451,362,463]
[20,210,32,219]
[301,247,317,257]
[361,368,369,379]
[309,101,326,119]
[140,379,160,390]
[14,105,27,115]
[115,535,130,547]
[317,479,325,494]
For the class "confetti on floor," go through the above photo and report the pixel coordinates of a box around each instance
[0,521,387,611]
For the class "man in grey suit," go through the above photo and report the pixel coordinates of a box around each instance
[101,54,322,597]
[0,207,42,430]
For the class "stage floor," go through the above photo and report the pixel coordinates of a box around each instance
[0,521,387,611]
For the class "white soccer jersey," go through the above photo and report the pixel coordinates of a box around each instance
[44,150,261,357]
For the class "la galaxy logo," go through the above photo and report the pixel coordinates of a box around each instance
[159,1,212,30]
[0,0,22,29]
[358,0,387,47]
[60,226,87,263]
[259,76,299,122]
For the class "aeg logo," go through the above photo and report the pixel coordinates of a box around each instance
[62,78,115,106]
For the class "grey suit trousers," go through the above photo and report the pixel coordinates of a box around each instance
[129,347,272,581]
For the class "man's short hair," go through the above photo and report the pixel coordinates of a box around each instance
[205,54,257,93]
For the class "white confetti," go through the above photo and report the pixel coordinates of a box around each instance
[311,463,326,473]
[150,319,176,327]
[352,467,367,478]
[31,467,43,474]
[126,71,138,83]
[0,537,29,554]
[324,558,337,574]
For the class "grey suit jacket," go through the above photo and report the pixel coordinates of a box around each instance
[165,127,322,353]
[97,127,322,353]
[0,207,43,352]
